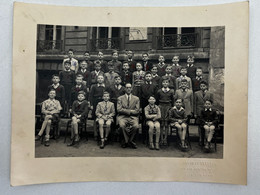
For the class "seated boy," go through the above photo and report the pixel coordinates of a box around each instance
[200,99,218,150]
[95,91,116,149]
[67,91,89,146]
[35,89,62,146]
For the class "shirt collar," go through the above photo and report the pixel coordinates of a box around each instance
[76,84,82,88]
[77,100,83,104]
[180,75,187,79]
[165,73,172,76]
[128,59,132,62]
[95,70,100,75]
[205,108,212,111]
[115,84,122,89]
[152,74,158,78]
[172,64,180,66]
[52,83,60,88]
[173,106,184,111]
[187,64,194,67]
[65,69,71,72]
[48,98,56,102]
[162,87,170,92]
[196,76,202,80]
[181,88,188,92]
[97,83,105,87]
[146,81,152,84]
[81,69,86,73]
[125,94,132,99]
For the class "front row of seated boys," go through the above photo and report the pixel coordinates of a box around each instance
[36,77,218,152]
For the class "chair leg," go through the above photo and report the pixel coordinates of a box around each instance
[186,126,192,150]
[64,121,70,143]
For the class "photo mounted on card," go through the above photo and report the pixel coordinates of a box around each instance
[11,2,248,185]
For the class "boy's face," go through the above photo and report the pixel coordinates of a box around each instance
[95,64,101,71]
[52,76,60,84]
[200,83,207,91]
[112,52,118,60]
[142,54,149,61]
[151,67,158,74]
[68,51,73,58]
[98,52,103,60]
[204,101,212,109]
[166,67,172,74]
[75,77,83,85]
[136,63,142,71]
[175,99,182,108]
[78,94,85,102]
[103,93,110,101]
[108,65,114,72]
[97,75,104,83]
[125,84,132,94]
[187,57,194,64]
[158,56,165,63]
[64,63,71,70]
[181,81,188,89]
[84,52,90,60]
[80,62,88,69]
[145,74,152,82]
[148,97,156,104]
[122,63,129,70]
[48,90,56,99]
[162,80,169,88]
[115,77,122,85]
[172,56,179,64]
[127,51,133,59]
[196,69,202,76]
[180,68,187,76]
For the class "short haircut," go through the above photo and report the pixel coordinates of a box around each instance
[148,95,156,99]
[181,79,188,83]
[205,99,213,104]
[136,62,143,67]
[122,61,129,65]
[175,98,184,103]
[84,51,90,54]
[97,51,103,55]
[64,60,71,65]
[94,60,101,66]
[158,54,164,58]
[151,65,158,69]
[78,91,86,97]
[173,55,179,59]
[125,83,132,87]
[180,66,187,70]
[52,74,60,79]
[68,48,74,52]
[142,52,149,56]
[76,74,83,78]
[145,71,152,76]
[103,91,110,96]
[112,50,118,55]
[49,89,56,93]
[80,60,87,64]
[200,80,208,86]
[162,78,169,82]
[187,55,195,60]
[115,75,122,80]
[166,65,173,69]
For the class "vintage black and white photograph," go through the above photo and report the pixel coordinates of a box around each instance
[35,25,224,158]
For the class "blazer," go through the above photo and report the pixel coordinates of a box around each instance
[200,108,218,126]
[77,68,91,88]
[71,100,89,118]
[175,89,193,116]
[47,84,65,104]
[168,106,187,124]
[142,61,153,72]
[194,90,214,116]
[108,85,126,103]
[95,101,115,119]
[117,94,140,120]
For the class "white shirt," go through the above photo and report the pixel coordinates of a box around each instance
[52,83,60,89]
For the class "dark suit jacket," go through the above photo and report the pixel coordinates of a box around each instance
[200,109,218,126]
[142,61,153,71]
[47,84,65,105]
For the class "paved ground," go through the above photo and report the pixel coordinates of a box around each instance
[35,119,223,158]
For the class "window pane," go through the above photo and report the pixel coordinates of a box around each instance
[112,27,120,38]
[164,28,177,35]
[181,27,195,34]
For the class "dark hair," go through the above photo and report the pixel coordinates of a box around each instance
[68,48,74,52]
[84,51,90,55]
[148,95,156,99]
[115,75,122,80]
[52,74,60,79]
[78,91,86,97]
[181,79,188,83]
[151,65,158,69]
[64,60,71,65]
[49,89,56,93]
[145,71,152,76]
[175,98,184,103]
[180,66,187,71]
[161,78,169,82]
[112,50,118,55]
[142,53,149,56]
[122,61,129,65]
[166,65,173,69]
[94,60,101,66]
[200,80,208,86]
[76,74,83,78]
[205,99,213,104]
[103,91,110,96]
[80,60,88,64]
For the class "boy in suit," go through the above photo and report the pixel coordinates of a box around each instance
[63,48,79,73]
[77,60,91,91]
[104,63,119,87]
[156,55,167,77]
[97,51,108,73]
[186,55,197,80]
[95,91,116,149]
[70,75,88,107]
[142,53,153,72]
[90,60,104,85]
[126,50,137,72]
[84,51,94,72]
[108,50,122,74]
[176,66,192,90]
[120,61,133,86]
[194,81,214,146]
[132,62,145,97]
[192,67,206,92]
[200,99,218,150]
[160,65,176,90]
[117,83,140,149]
[175,79,193,117]
[151,65,161,88]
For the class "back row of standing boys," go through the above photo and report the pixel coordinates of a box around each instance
[36,49,216,151]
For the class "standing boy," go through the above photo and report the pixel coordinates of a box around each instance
[90,60,104,85]
[77,60,91,91]
[186,55,197,80]
[84,51,94,72]
[97,51,108,73]
[132,62,145,97]
[63,49,79,73]
[126,50,137,72]
[142,53,153,72]
[104,63,119,87]
[160,65,176,90]
[176,66,192,90]
[108,50,122,74]
[192,67,206,92]
[120,61,133,86]
[70,75,88,106]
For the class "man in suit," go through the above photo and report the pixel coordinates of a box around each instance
[194,80,214,146]
[117,83,140,149]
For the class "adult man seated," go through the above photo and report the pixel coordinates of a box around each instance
[117,83,140,149]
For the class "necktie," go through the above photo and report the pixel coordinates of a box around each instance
[203,91,205,97]
[127,95,130,108]
[105,102,107,112]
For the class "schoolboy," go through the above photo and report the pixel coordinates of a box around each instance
[150,65,161,88]
[67,91,89,146]
[176,66,192,90]
[175,79,193,117]
[97,51,108,73]
[84,51,94,72]
[70,75,88,106]
[160,65,176,89]
[90,60,104,85]
[126,50,137,72]
[35,89,62,146]
[108,50,122,74]
[63,49,79,73]
[77,60,91,90]
[132,62,145,97]
[120,61,133,86]
[95,91,116,149]
[156,55,167,77]
[171,55,181,77]
[104,63,119,87]
[186,55,197,80]
[192,67,205,92]
[142,53,153,71]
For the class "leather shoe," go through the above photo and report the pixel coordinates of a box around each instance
[130,141,137,149]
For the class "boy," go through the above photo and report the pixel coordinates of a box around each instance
[142,53,153,71]
[160,65,176,90]
[89,75,108,139]
[151,65,161,88]
[59,60,75,115]
[120,61,133,86]
[194,81,214,146]
[126,50,137,72]
[175,79,193,117]
[70,75,88,106]
[63,49,79,73]
[84,51,94,72]
[144,96,161,150]
[97,51,108,73]
[67,91,89,146]
[132,62,145,97]
[171,55,181,77]
[104,63,119,87]
[108,50,122,74]
[200,99,218,150]
[108,75,125,112]
[35,89,62,146]
[90,60,104,85]
[176,66,192,90]
[186,55,197,80]
[192,67,206,92]
[96,91,116,149]
[77,60,91,91]
[47,74,65,109]
[156,55,167,77]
